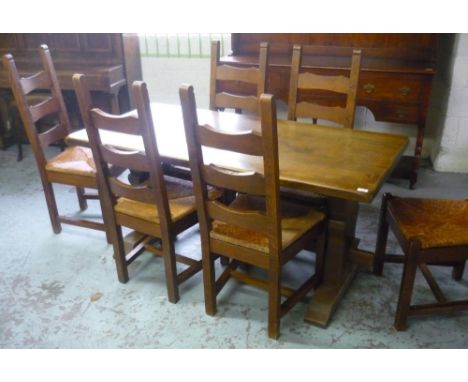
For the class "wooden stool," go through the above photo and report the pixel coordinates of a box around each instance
[374,192,468,330]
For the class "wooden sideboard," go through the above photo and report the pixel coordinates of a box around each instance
[221,33,437,189]
[0,33,142,150]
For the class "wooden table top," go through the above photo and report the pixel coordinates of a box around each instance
[66,102,408,203]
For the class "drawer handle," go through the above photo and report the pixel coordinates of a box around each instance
[363,83,375,94]
[399,86,411,96]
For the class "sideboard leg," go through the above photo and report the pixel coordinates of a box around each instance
[410,122,425,189]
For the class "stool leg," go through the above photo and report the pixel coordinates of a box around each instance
[452,261,466,281]
[394,242,419,331]
[374,193,392,276]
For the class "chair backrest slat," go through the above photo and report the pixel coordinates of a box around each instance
[38,123,62,148]
[296,103,348,126]
[90,109,140,134]
[203,165,265,196]
[197,123,263,156]
[288,45,361,128]
[20,70,51,95]
[100,145,150,173]
[181,84,281,254]
[206,200,269,233]
[216,65,260,83]
[210,40,269,114]
[108,178,155,204]
[214,93,258,114]
[29,96,60,123]
[298,72,351,93]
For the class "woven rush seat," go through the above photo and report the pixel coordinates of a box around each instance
[210,194,325,253]
[114,176,222,224]
[45,146,96,177]
[388,197,468,249]
[374,192,468,330]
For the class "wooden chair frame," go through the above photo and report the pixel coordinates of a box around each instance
[374,192,468,330]
[287,45,361,128]
[2,44,110,238]
[73,74,201,302]
[181,84,326,339]
[209,40,269,114]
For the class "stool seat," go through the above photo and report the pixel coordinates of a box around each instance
[388,197,468,249]
[374,193,468,331]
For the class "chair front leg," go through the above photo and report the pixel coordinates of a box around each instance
[394,241,420,331]
[162,240,180,304]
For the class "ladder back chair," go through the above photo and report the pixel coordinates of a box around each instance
[73,75,204,302]
[374,192,468,330]
[210,40,269,114]
[2,45,110,238]
[180,84,327,339]
[287,45,362,128]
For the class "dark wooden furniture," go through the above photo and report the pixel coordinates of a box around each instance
[288,45,361,128]
[73,75,203,302]
[222,33,437,188]
[180,85,326,339]
[67,102,408,327]
[210,40,268,114]
[0,33,141,152]
[374,193,468,330]
[2,45,110,239]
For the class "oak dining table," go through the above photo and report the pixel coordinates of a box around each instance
[66,102,408,328]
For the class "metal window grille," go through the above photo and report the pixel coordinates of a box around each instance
[139,33,231,58]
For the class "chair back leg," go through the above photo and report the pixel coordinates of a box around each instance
[268,264,281,339]
[162,241,180,303]
[202,249,217,316]
[41,180,62,233]
[110,225,130,283]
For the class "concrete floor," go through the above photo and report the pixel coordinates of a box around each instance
[1,143,467,349]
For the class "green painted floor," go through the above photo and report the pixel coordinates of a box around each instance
[1,145,467,348]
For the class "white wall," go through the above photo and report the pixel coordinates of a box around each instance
[431,34,468,173]
[142,57,211,108]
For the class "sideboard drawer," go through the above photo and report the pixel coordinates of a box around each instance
[358,78,421,103]
[372,104,419,124]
